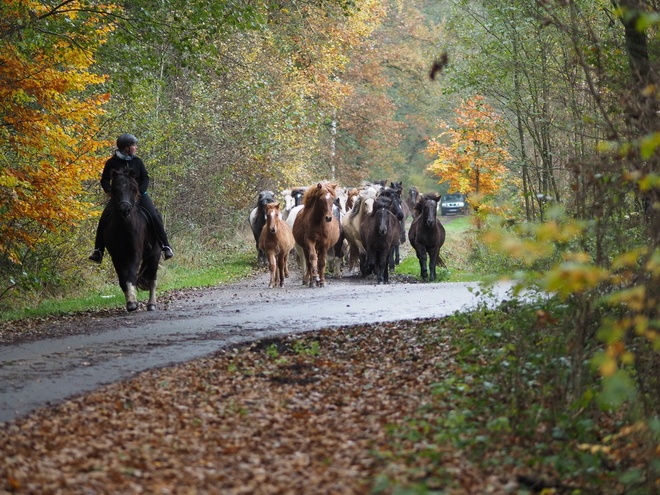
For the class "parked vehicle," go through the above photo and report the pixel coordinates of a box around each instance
[440,193,467,215]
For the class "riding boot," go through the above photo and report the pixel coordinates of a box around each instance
[89,206,110,263]
[140,193,173,260]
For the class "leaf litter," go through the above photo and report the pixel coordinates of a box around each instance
[0,317,648,494]
[0,319,488,493]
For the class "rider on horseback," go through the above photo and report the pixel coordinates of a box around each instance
[89,133,174,263]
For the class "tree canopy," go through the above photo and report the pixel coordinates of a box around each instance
[0,1,114,263]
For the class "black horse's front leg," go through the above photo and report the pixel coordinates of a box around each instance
[115,262,140,311]
[416,247,429,282]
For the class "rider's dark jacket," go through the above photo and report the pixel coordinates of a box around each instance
[93,151,170,252]
[101,152,149,195]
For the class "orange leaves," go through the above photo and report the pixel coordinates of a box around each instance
[425,95,511,197]
[0,1,115,262]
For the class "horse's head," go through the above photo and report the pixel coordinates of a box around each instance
[346,188,359,212]
[257,190,276,209]
[264,202,282,233]
[304,182,337,222]
[409,186,419,204]
[379,187,405,221]
[292,188,306,207]
[374,196,393,235]
[281,189,294,212]
[418,193,440,227]
[110,169,140,218]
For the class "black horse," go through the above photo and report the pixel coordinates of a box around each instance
[408,192,446,282]
[248,190,276,264]
[359,195,402,284]
[378,185,405,269]
[104,169,161,311]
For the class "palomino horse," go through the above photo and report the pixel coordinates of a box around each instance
[408,192,446,282]
[341,189,377,272]
[359,195,402,284]
[249,190,276,264]
[103,168,161,311]
[292,182,340,287]
[259,202,295,288]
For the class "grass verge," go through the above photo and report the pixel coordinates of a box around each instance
[0,239,258,322]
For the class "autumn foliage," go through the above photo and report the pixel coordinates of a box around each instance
[0,1,114,264]
[425,95,510,197]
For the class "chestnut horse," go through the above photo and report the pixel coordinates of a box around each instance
[248,190,276,264]
[103,169,161,311]
[292,182,340,287]
[408,192,446,282]
[259,203,295,288]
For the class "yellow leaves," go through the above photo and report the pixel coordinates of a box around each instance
[424,95,511,198]
[482,215,586,270]
[0,0,115,260]
[606,286,647,311]
[612,246,649,270]
[543,263,610,299]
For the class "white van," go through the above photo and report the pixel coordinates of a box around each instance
[440,193,467,215]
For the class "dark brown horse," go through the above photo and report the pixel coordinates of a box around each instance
[259,202,295,288]
[359,195,402,284]
[408,192,446,282]
[381,184,406,268]
[292,182,341,287]
[103,169,161,311]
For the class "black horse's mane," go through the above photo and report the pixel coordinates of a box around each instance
[413,192,440,215]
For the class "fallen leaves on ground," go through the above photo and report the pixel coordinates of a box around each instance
[0,319,518,494]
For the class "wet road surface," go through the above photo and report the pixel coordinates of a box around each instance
[0,269,515,424]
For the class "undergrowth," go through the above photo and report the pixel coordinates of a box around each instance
[373,291,659,495]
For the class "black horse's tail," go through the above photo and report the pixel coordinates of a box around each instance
[136,262,151,291]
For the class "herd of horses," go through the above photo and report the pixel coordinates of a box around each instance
[249,180,447,289]
[101,170,447,312]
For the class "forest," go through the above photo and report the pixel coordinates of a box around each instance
[2,0,660,492]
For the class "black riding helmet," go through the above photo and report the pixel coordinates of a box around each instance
[116,133,138,151]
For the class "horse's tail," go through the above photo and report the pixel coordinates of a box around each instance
[137,262,151,291]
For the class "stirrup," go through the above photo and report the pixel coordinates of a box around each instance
[89,248,103,264]
[162,246,174,260]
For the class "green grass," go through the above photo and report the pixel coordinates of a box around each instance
[396,215,478,282]
[0,246,258,322]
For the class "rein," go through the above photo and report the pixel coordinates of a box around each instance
[118,199,134,212]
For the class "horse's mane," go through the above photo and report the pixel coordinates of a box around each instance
[348,194,365,219]
[256,190,276,208]
[414,192,440,215]
[374,195,393,210]
[111,169,139,196]
[302,182,336,207]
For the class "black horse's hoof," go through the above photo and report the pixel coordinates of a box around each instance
[126,302,139,312]
[147,304,156,311]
